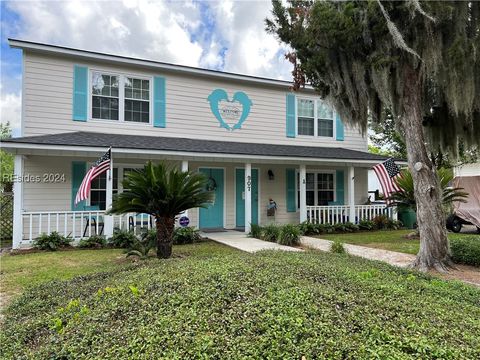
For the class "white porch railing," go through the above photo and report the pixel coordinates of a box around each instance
[306,205,396,224]
[21,211,154,244]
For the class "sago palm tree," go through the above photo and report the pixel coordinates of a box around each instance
[108,161,214,259]
[389,168,468,211]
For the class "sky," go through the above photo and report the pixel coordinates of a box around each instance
[0,0,293,136]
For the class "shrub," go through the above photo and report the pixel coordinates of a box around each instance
[387,219,403,230]
[108,229,137,249]
[298,221,317,235]
[332,222,358,233]
[318,223,334,234]
[263,223,281,243]
[330,241,346,254]
[127,230,156,259]
[373,215,390,230]
[358,219,375,230]
[450,236,480,266]
[172,226,201,245]
[33,232,72,251]
[78,235,107,249]
[249,224,263,238]
[278,224,301,246]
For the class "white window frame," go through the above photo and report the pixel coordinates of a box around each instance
[88,69,153,125]
[87,164,143,208]
[296,96,336,139]
[296,170,336,208]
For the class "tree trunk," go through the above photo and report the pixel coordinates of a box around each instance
[155,216,174,259]
[401,64,452,272]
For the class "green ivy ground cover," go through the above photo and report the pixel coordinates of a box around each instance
[1,241,479,359]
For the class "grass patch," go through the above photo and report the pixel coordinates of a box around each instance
[1,241,479,359]
[319,230,478,256]
[0,248,126,297]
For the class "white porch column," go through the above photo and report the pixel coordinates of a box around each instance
[181,160,189,172]
[348,166,355,223]
[181,160,189,218]
[245,163,252,233]
[104,158,114,237]
[12,155,24,249]
[299,164,307,223]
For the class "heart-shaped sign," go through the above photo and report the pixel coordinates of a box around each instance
[207,89,253,131]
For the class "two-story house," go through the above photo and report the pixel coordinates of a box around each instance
[2,39,396,249]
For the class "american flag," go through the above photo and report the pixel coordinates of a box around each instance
[373,158,401,203]
[75,148,111,205]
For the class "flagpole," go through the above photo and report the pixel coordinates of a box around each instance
[104,146,113,237]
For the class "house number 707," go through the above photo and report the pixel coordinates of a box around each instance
[246,176,252,191]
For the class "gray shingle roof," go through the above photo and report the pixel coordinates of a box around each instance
[2,131,389,161]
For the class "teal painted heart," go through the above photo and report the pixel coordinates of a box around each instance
[207,89,252,131]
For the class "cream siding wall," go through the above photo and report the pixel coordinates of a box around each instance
[23,52,366,151]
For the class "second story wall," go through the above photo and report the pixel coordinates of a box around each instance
[22,50,367,151]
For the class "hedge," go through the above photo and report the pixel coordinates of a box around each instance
[450,236,480,266]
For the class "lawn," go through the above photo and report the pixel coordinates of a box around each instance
[0,248,126,298]
[1,241,479,359]
[319,230,478,255]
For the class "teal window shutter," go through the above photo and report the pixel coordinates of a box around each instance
[286,93,296,138]
[72,161,87,211]
[336,113,344,141]
[286,168,296,212]
[73,65,88,121]
[153,76,166,128]
[335,170,345,205]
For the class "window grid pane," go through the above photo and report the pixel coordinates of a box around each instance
[92,72,119,121]
[298,99,314,117]
[317,101,333,119]
[125,77,150,123]
[298,118,314,136]
[318,118,333,137]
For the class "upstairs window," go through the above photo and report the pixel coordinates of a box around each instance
[92,73,119,120]
[125,78,150,123]
[297,99,315,136]
[317,102,334,137]
[297,98,335,138]
[91,71,151,124]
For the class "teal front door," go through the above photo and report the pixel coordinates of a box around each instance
[236,168,258,228]
[199,168,224,229]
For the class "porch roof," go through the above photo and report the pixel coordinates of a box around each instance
[2,131,391,164]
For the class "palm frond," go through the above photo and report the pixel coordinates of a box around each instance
[388,167,469,208]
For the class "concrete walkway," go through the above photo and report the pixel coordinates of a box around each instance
[201,231,303,253]
[300,236,415,268]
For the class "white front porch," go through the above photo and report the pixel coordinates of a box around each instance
[7,141,396,249]
[18,204,396,245]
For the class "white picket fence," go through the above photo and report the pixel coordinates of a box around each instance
[21,211,153,244]
[306,204,396,224]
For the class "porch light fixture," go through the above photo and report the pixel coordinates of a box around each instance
[268,169,274,180]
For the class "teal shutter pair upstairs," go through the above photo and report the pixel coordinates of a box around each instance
[72,65,166,127]
[285,93,344,140]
